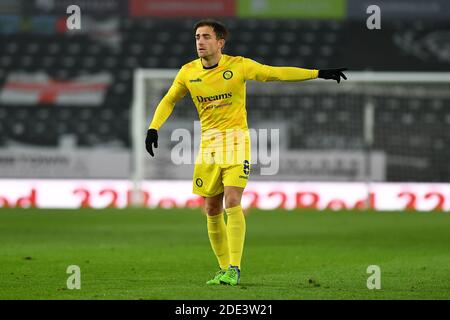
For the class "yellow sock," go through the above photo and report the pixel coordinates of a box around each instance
[225,205,246,269]
[207,212,230,270]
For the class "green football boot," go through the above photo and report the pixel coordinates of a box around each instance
[206,269,226,285]
[219,265,240,286]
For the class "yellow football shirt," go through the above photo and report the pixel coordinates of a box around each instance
[149,54,318,151]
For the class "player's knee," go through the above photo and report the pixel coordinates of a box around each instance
[224,187,244,209]
[224,196,241,209]
[204,202,223,216]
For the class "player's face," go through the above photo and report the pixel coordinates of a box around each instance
[195,26,224,59]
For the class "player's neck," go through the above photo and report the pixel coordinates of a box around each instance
[201,53,222,68]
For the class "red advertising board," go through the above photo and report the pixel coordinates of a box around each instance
[129,0,236,17]
[2,179,450,211]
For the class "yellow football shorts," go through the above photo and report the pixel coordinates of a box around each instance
[192,141,251,198]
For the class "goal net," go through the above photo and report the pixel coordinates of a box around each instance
[131,70,450,204]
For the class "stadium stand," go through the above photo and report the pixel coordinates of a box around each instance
[0,18,449,181]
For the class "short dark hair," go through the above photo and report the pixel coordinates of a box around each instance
[193,19,229,40]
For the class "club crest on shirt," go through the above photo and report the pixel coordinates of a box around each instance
[195,178,203,187]
[223,70,233,80]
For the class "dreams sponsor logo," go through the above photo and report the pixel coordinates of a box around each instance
[196,92,232,103]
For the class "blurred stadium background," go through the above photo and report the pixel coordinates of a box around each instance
[1,0,450,301]
[1,0,450,211]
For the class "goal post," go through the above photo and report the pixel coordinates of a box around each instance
[131,69,177,206]
[130,70,450,207]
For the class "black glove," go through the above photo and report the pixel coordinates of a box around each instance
[318,68,348,83]
[145,129,158,157]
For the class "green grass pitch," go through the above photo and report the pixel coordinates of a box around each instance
[0,208,449,299]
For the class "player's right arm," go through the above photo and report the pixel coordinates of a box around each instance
[146,68,188,157]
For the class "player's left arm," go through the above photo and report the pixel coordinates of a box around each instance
[242,58,347,83]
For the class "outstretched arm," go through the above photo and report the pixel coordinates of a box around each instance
[146,70,187,157]
[243,57,317,81]
[243,58,347,83]
[318,68,347,83]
